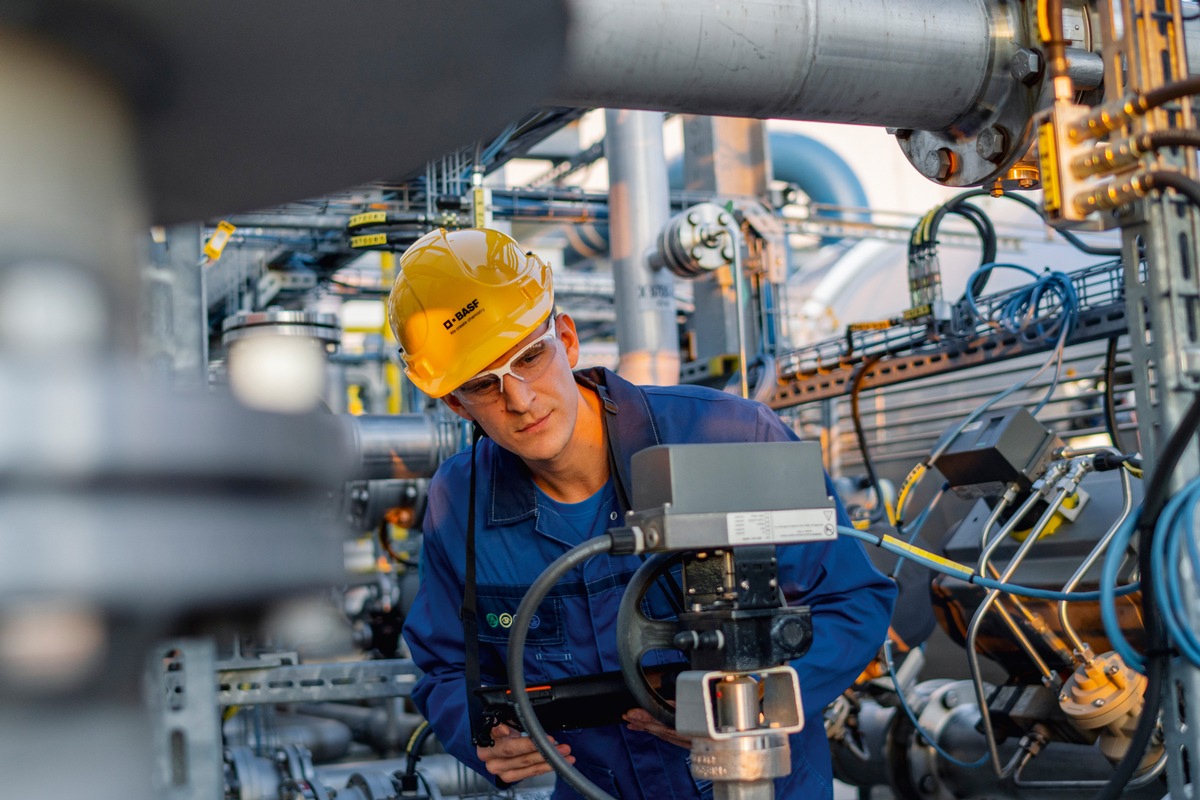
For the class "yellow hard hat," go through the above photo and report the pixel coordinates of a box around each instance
[387,228,554,398]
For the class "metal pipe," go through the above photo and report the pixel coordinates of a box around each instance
[728,225,751,399]
[978,488,1016,551]
[1057,456,1133,659]
[1013,747,1168,789]
[315,753,556,795]
[344,413,454,479]
[967,464,1081,776]
[977,487,1075,674]
[294,703,425,754]
[605,109,679,385]
[977,485,1055,576]
[552,0,994,131]
[988,598,1057,683]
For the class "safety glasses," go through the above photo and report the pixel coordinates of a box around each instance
[451,318,558,406]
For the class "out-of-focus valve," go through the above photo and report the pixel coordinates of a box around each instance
[1058,652,1162,771]
[651,202,736,278]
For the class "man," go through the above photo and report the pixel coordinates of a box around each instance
[392,228,896,800]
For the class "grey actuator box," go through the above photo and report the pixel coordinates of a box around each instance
[625,442,837,551]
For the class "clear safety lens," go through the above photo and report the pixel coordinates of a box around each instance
[453,321,557,405]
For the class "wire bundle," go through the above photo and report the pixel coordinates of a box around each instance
[964,263,1079,341]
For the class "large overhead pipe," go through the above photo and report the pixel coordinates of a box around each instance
[551,0,1043,188]
[605,109,680,385]
[553,0,995,130]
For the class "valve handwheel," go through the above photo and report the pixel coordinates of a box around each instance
[616,552,687,727]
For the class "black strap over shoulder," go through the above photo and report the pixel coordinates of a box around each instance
[573,368,645,514]
[595,382,633,514]
[461,423,493,748]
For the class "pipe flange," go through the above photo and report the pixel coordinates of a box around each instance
[892,0,1045,187]
[690,732,791,783]
[222,309,342,347]
[654,203,734,279]
[347,771,398,800]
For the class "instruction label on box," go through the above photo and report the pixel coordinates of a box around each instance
[726,508,838,544]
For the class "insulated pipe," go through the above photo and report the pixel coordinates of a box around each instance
[552,0,994,132]
[604,109,680,385]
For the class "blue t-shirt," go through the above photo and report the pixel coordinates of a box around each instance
[534,479,620,544]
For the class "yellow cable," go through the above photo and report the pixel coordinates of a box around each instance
[920,208,937,244]
[880,533,974,580]
[895,463,928,525]
[1036,0,1054,45]
[406,719,430,754]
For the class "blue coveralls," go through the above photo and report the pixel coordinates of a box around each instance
[404,367,896,800]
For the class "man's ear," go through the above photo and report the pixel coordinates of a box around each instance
[556,312,581,369]
[441,394,476,423]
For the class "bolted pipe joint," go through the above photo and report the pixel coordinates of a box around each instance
[894,0,1054,189]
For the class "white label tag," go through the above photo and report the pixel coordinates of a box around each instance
[726,508,838,544]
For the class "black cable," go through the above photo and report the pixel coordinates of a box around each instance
[405,721,435,776]
[1137,130,1200,152]
[987,190,1123,257]
[508,536,619,800]
[1141,170,1200,210]
[1140,76,1200,114]
[1140,393,1200,525]
[1092,394,1200,800]
[1103,336,1125,452]
[951,202,999,296]
[849,355,887,524]
[925,188,1122,267]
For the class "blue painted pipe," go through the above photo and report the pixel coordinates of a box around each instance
[556,130,869,262]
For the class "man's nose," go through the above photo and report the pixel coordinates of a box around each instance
[502,374,535,411]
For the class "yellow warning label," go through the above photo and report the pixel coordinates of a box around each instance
[849,320,893,331]
[349,211,388,228]
[1038,122,1061,213]
[902,305,933,321]
[472,187,487,229]
[203,220,237,261]
[351,233,388,248]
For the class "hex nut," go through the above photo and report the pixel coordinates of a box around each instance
[976,126,1008,163]
[921,148,957,181]
[1011,48,1043,86]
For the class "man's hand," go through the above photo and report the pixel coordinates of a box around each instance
[622,708,693,749]
[475,723,575,784]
